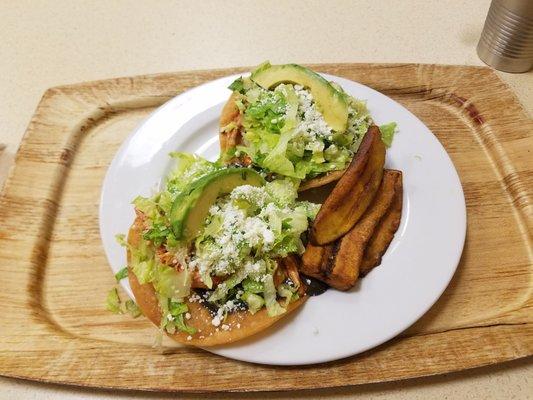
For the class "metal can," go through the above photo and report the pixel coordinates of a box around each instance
[477,0,533,73]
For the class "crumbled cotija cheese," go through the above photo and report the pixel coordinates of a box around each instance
[188,184,287,281]
[294,85,333,141]
[210,299,240,327]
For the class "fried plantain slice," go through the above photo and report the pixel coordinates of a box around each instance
[302,170,401,290]
[310,125,386,245]
[300,243,325,277]
[360,171,403,276]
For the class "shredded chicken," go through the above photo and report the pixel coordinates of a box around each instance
[155,246,178,266]
[136,208,222,289]
[220,94,254,167]
[154,244,225,289]
[273,255,306,297]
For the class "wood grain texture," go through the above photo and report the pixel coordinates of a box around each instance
[0,63,531,392]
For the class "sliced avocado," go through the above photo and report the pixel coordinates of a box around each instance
[251,62,349,132]
[170,168,264,242]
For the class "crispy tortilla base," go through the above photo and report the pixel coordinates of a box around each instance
[127,217,306,346]
[219,93,345,190]
[298,169,346,192]
[219,92,242,155]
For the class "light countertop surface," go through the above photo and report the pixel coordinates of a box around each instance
[0,1,531,399]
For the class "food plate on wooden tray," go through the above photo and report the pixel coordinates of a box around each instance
[100,63,466,365]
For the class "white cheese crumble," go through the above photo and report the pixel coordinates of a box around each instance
[294,85,333,141]
[188,184,297,280]
[230,184,269,208]
[188,293,202,303]
[209,298,244,327]
[179,179,316,322]
[211,315,221,327]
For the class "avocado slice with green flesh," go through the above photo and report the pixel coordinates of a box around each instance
[170,168,265,242]
[251,63,349,132]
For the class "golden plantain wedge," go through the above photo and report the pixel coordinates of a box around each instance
[310,125,386,245]
[360,171,403,276]
[302,170,402,290]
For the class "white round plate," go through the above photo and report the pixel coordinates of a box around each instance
[100,73,466,365]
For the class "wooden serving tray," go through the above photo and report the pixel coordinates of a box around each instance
[0,64,531,392]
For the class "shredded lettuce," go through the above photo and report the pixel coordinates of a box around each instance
[169,301,188,315]
[160,298,196,335]
[379,122,397,147]
[106,287,142,318]
[277,283,297,307]
[152,264,191,300]
[262,128,297,177]
[241,292,265,314]
[208,269,248,302]
[244,88,287,134]
[236,79,373,181]
[242,278,264,294]
[166,152,219,195]
[228,77,245,93]
[261,85,301,178]
[298,201,321,220]
[142,223,173,247]
[115,234,127,247]
[114,267,128,282]
[105,287,122,314]
[132,259,155,285]
[264,178,299,207]
[125,300,142,318]
[132,196,160,220]
[173,314,196,335]
[129,238,155,284]
[128,232,191,299]
[263,274,286,317]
